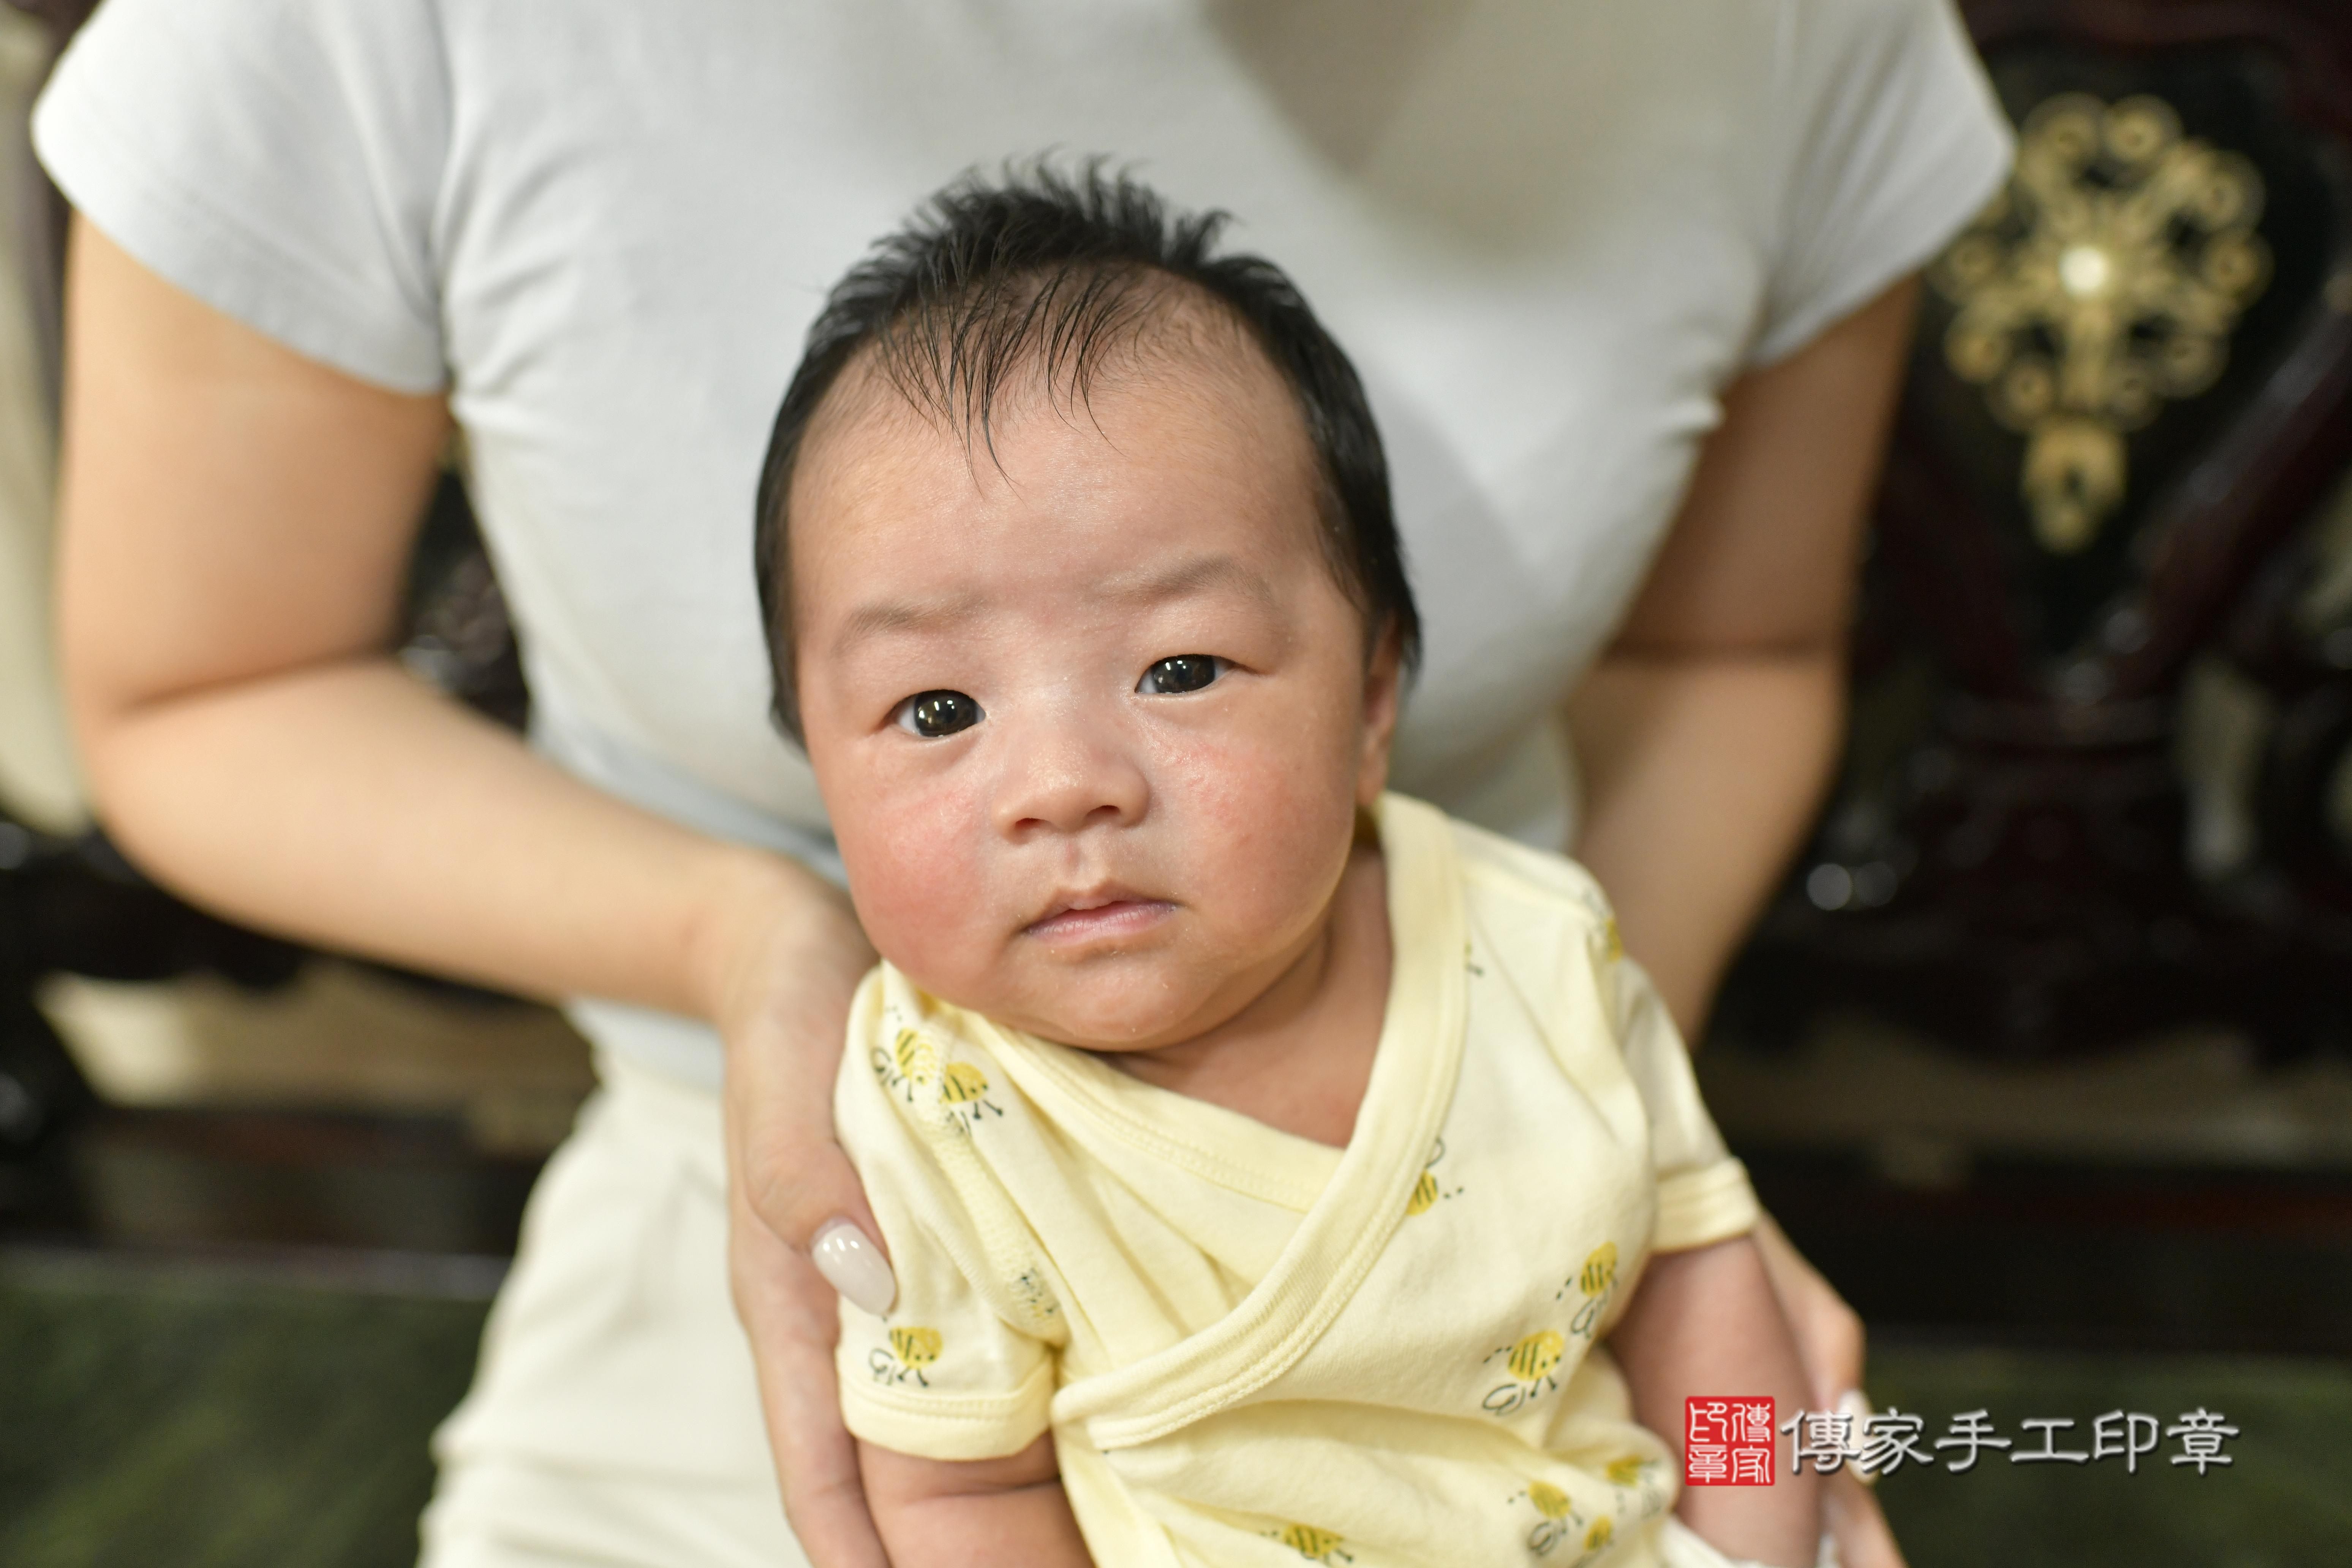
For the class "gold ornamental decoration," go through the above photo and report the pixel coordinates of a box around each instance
[1931,93,2271,553]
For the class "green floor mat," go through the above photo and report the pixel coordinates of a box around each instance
[4,1251,2347,1565]
[1,1252,492,1568]
[1868,1348,2352,1568]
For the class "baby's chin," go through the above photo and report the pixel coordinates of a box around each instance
[923,958,1240,1054]
[984,995,1223,1054]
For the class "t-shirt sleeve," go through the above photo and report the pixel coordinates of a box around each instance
[31,0,449,391]
[1608,943,1761,1253]
[832,983,1058,1462]
[1747,0,2014,366]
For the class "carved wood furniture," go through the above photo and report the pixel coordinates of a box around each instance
[1732,0,2352,1058]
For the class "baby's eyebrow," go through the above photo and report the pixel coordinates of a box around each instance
[1097,554,1278,612]
[830,555,1276,658]
[830,593,983,656]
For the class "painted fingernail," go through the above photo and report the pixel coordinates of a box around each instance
[812,1219,896,1317]
[1838,1388,1878,1486]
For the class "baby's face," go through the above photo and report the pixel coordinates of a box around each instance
[789,341,1398,1050]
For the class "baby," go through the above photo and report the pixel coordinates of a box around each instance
[754,167,1825,1568]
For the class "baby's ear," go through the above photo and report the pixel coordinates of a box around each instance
[1355,620,1405,806]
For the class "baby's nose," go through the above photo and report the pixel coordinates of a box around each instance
[991,713,1148,838]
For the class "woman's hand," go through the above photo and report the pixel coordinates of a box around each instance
[699,862,894,1568]
[1753,1216,1903,1568]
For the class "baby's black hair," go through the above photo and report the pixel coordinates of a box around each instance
[753,159,1419,744]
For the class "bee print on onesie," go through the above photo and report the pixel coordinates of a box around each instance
[1404,1138,1464,1217]
[874,1026,1003,1132]
[870,1325,941,1388]
[1605,1453,1669,1521]
[1009,1266,1059,1327]
[1482,1328,1567,1415]
[1510,1479,1586,1558]
[1559,1241,1619,1338]
[873,1027,937,1101]
[934,1059,1004,1131]
[1265,1524,1352,1564]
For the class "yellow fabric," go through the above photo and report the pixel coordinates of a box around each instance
[835,794,1760,1568]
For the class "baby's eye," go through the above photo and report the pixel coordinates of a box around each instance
[892,690,985,738]
[1136,655,1228,696]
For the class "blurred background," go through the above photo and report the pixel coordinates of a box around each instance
[2,1,2349,1565]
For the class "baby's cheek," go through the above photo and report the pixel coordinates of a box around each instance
[834,782,999,986]
[1162,730,1355,926]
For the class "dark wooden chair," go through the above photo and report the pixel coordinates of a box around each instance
[1730,0,2352,1059]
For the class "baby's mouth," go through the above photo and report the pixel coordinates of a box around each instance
[1023,886,1174,944]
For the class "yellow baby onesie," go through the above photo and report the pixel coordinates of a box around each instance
[835,793,1761,1568]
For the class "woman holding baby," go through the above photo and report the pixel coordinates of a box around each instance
[34,1,2008,1565]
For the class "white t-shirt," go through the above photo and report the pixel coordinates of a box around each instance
[35,0,2009,1087]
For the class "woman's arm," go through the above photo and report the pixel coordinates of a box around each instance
[1566,276,1921,1568]
[1610,1237,1821,1568]
[858,1437,1091,1567]
[55,220,890,1568]
[1567,276,1914,1039]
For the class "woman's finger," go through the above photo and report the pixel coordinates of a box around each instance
[723,1020,896,1558]
[708,874,890,1563]
[728,1025,892,1293]
[1751,1214,1866,1408]
[811,1217,897,1317]
[729,1170,891,1568]
[714,882,888,1261]
[1824,1468,1908,1568]
[1749,1218,1903,1566]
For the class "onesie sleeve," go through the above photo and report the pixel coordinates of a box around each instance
[1608,944,1762,1254]
[1747,0,2013,366]
[832,975,1059,1462]
[32,0,450,391]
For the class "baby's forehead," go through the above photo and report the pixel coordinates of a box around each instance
[809,273,1291,455]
